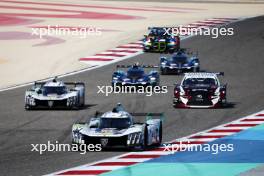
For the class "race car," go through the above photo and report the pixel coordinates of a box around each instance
[25,77,85,110]
[72,103,163,150]
[160,49,200,75]
[142,27,180,53]
[173,72,227,108]
[112,63,160,87]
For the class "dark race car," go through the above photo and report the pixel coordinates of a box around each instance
[142,27,180,53]
[173,72,227,108]
[160,50,200,75]
[112,63,160,87]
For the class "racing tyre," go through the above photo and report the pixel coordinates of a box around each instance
[168,49,175,54]
[143,48,149,52]
[192,67,200,72]
[161,68,168,75]
[138,125,148,151]
[75,83,85,108]
[158,122,162,146]
[220,99,227,108]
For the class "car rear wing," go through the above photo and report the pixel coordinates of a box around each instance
[33,82,46,87]
[177,48,198,56]
[116,65,158,69]
[130,112,163,116]
[64,82,85,87]
[33,77,85,88]
[33,81,84,87]
[131,112,165,122]
[215,72,224,76]
[91,111,164,121]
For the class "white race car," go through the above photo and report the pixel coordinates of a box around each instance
[25,78,85,110]
[72,103,163,150]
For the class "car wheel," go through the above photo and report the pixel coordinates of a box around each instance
[192,67,200,72]
[158,122,162,145]
[138,125,148,151]
[161,68,168,75]
[153,122,162,147]
[173,100,179,108]
[221,99,227,107]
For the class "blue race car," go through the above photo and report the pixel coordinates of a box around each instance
[143,27,180,53]
[112,63,160,87]
[160,50,200,75]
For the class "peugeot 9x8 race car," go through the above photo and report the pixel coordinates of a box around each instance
[173,72,227,108]
[112,63,160,87]
[25,77,85,110]
[72,103,163,150]
[143,27,180,53]
[160,50,200,75]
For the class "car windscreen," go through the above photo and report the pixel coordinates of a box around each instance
[127,69,144,79]
[171,55,188,63]
[183,78,218,87]
[149,28,166,36]
[99,118,131,129]
[43,86,67,95]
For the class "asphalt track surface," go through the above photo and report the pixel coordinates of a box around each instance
[0,16,264,176]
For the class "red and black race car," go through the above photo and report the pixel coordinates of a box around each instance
[173,72,227,108]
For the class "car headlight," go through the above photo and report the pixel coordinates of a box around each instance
[150,77,156,81]
[194,62,199,66]
[138,78,144,82]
